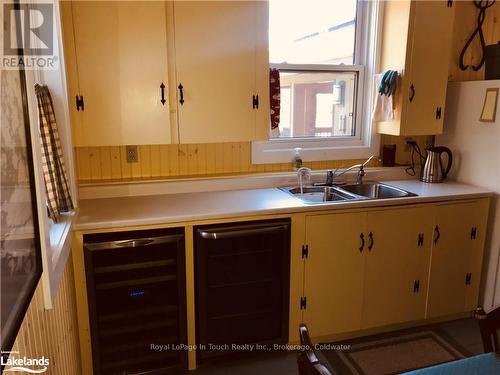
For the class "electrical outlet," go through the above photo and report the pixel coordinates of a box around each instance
[126,145,138,163]
[426,136,435,148]
[404,137,414,152]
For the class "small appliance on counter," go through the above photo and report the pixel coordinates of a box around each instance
[420,146,453,183]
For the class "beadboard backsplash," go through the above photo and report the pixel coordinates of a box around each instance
[74,137,431,184]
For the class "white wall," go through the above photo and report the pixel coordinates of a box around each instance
[439,80,500,310]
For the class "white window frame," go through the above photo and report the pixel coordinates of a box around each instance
[252,0,383,164]
[24,0,78,308]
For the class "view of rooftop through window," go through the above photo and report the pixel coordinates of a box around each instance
[269,0,357,65]
[269,0,359,139]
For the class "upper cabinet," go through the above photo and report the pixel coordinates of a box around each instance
[62,1,172,146]
[62,1,269,146]
[168,1,270,143]
[377,0,455,136]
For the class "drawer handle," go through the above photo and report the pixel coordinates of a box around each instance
[434,225,440,244]
[368,232,374,251]
[359,233,365,252]
[85,234,184,251]
[199,225,287,240]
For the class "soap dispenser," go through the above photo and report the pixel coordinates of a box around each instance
[292,148,303,170]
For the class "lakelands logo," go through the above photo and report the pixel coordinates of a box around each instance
[1,352,49,373]
[2,2,58,69]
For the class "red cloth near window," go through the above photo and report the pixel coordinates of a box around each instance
[270,68,280,137]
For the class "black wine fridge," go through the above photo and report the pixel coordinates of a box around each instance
[84,228,187,374]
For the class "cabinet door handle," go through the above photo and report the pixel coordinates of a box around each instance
[160,83,166,105]
[359,233,365,252]
[409,84,415,102]
[178,83,184,105]
[434,225,440,244]
[368,232,374,251]
[413,280,420,293]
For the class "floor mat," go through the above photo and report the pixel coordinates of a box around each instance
[320,326,472,375]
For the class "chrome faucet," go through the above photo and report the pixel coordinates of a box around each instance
[324,155,376,185]
[297,167,312,194]
[356,155,376,184]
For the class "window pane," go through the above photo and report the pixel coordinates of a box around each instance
[269,0,357,65]
[276,72,357,138]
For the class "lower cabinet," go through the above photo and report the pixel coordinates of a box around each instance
[426,200,489,318]
[362,206,432,329]
[303,212,366,337]
[301,199,489,339]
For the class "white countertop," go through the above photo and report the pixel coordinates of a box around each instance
[75,179,492,231]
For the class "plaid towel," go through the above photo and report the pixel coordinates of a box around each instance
[35,84,74,222]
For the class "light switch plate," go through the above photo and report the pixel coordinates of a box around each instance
[126,145,138,163]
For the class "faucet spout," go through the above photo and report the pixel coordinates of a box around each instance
[356,155,376,184]
[297,167,312,194]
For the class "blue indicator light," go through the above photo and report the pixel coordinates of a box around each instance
[129,290,145,298]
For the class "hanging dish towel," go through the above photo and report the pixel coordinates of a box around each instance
[35,84,74,222]
[372,70,398,122]
[270,68,281,137]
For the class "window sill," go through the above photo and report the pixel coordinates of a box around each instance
[48,212,74,265]
[251,137,380,164]
[44,211,75,307]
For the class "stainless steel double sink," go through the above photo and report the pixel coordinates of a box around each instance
[280,182,417,204]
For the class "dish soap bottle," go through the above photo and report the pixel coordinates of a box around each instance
[292,148,303,171]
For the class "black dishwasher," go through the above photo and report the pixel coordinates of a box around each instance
[84,228,187,375]
[195,219,291,361]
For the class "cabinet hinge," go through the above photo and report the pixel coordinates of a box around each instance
[413,280,420,293]
[417,233,424,247]
[471,227,477,240]
[302,244,309,259]
[252,95,259,109]
[300,296,307,310]
[447,0,453,7]
[76,95,84,111]
[465,273,472,285]
[435,107,442,120]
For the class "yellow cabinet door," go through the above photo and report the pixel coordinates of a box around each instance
[172,1,269,143]
[303,212,366,338]
[377,0,454,136]
[64,1,171,146]
[427,199,489,318]
[362,206,433,329]
[402,0,455,135]
[464,199,489,311]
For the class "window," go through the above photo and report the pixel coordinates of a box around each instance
[252,0,381,164]
[277,71,357,138]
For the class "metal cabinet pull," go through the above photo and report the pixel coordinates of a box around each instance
[160,83,166,105]
[434,225,440,244]
[409,84,415,102]
[368,232,374,251]
[198,225,287,240]
[413,280,420,293]
[85,234,184,251]
[359,233,365,252]
[178,83,184,105]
